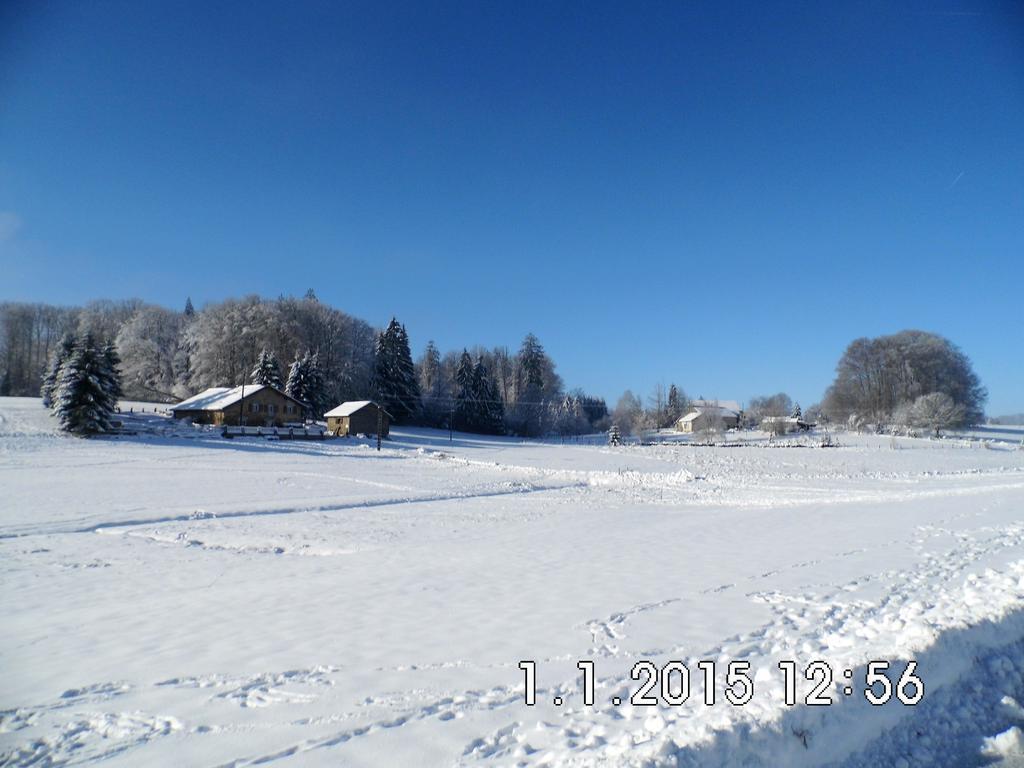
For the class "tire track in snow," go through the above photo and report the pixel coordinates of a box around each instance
[0,481,584,539]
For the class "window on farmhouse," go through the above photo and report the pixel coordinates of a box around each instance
[268,404,276,415]
[250,402,260,413]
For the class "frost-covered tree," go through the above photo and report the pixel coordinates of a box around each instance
[791,402,802,420]
[40,333,76,408]
[285,350,327,418]
[554,393,588,436]
[608,424,622,446]
[250,348,283,389]
[612,390,645,436]
[823,330,986,426]
[53,334,117,435]
[114,305,188,401]
[184,297,195,317]
[911,392,966,437]
[748,393,793,424]
[373,318,420,424]
[416,340,446,427]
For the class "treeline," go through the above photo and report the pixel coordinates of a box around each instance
[0,295,608,437]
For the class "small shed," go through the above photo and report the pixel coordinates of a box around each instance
[324,400,391,437]
[172,384,304,427]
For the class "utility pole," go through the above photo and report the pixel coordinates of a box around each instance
[239,352,246,431]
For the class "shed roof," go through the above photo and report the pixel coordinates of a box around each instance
[324,400,390,418]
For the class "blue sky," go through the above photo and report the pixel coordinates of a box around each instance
[1,1,1022,414]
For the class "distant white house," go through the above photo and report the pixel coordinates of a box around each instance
[676,402,741,433]
[690,398,742,414]
[761,416,813,434]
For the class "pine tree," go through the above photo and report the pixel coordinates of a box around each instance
[0,370,10,396]
[608,424,622,446]
[305,351,327,417]
[184,297,195,317]
[304,288,318,302]
[285,350,326,418]
[40,334,76,408]
[285,352,308,410]
[373,318,420,424]
[100,341,124,404]
[53,334,116,435]
[251,348,283,388]
[518,333,545,390]
[792,402,802,420]
[454,350,475,432]
[472,356,504,434]
[667,384,683,424]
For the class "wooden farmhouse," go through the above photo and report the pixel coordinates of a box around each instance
[172,385,304,427]
[324,401,390,437]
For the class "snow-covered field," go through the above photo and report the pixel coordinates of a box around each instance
[3,396,1024,767]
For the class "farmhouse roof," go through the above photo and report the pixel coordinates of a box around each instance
[690,399,742,413]
[173,385,300,412]
[324,400,390,418]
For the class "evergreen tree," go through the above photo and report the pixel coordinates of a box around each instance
[285,350,327,418]
[40,334,76,408]
[454,349,475,432]
[53,334,116,435]
[304,288,318,302]
[472,356,504,434]
[667,384,684,424]
[305,351,328,417]
[100,341,124,404]
[184,297,195,317]
[285,352,308,410]
[251,348,283,388]
[792,402,802,420]
[0,370,10,397]
[608,424,622,446]
[373,318,420,424]
[518,333,545,390]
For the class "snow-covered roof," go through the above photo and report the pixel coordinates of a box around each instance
[678,406,739,422]
[324,400,380,418]
[691,399,742,413]
[173,385,292,412]
[762,416,800,424]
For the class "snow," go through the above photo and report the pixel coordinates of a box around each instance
[3,395,1024,766]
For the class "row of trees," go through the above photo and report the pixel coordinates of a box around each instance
[2,302,988,437]
[2,297,608,437]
